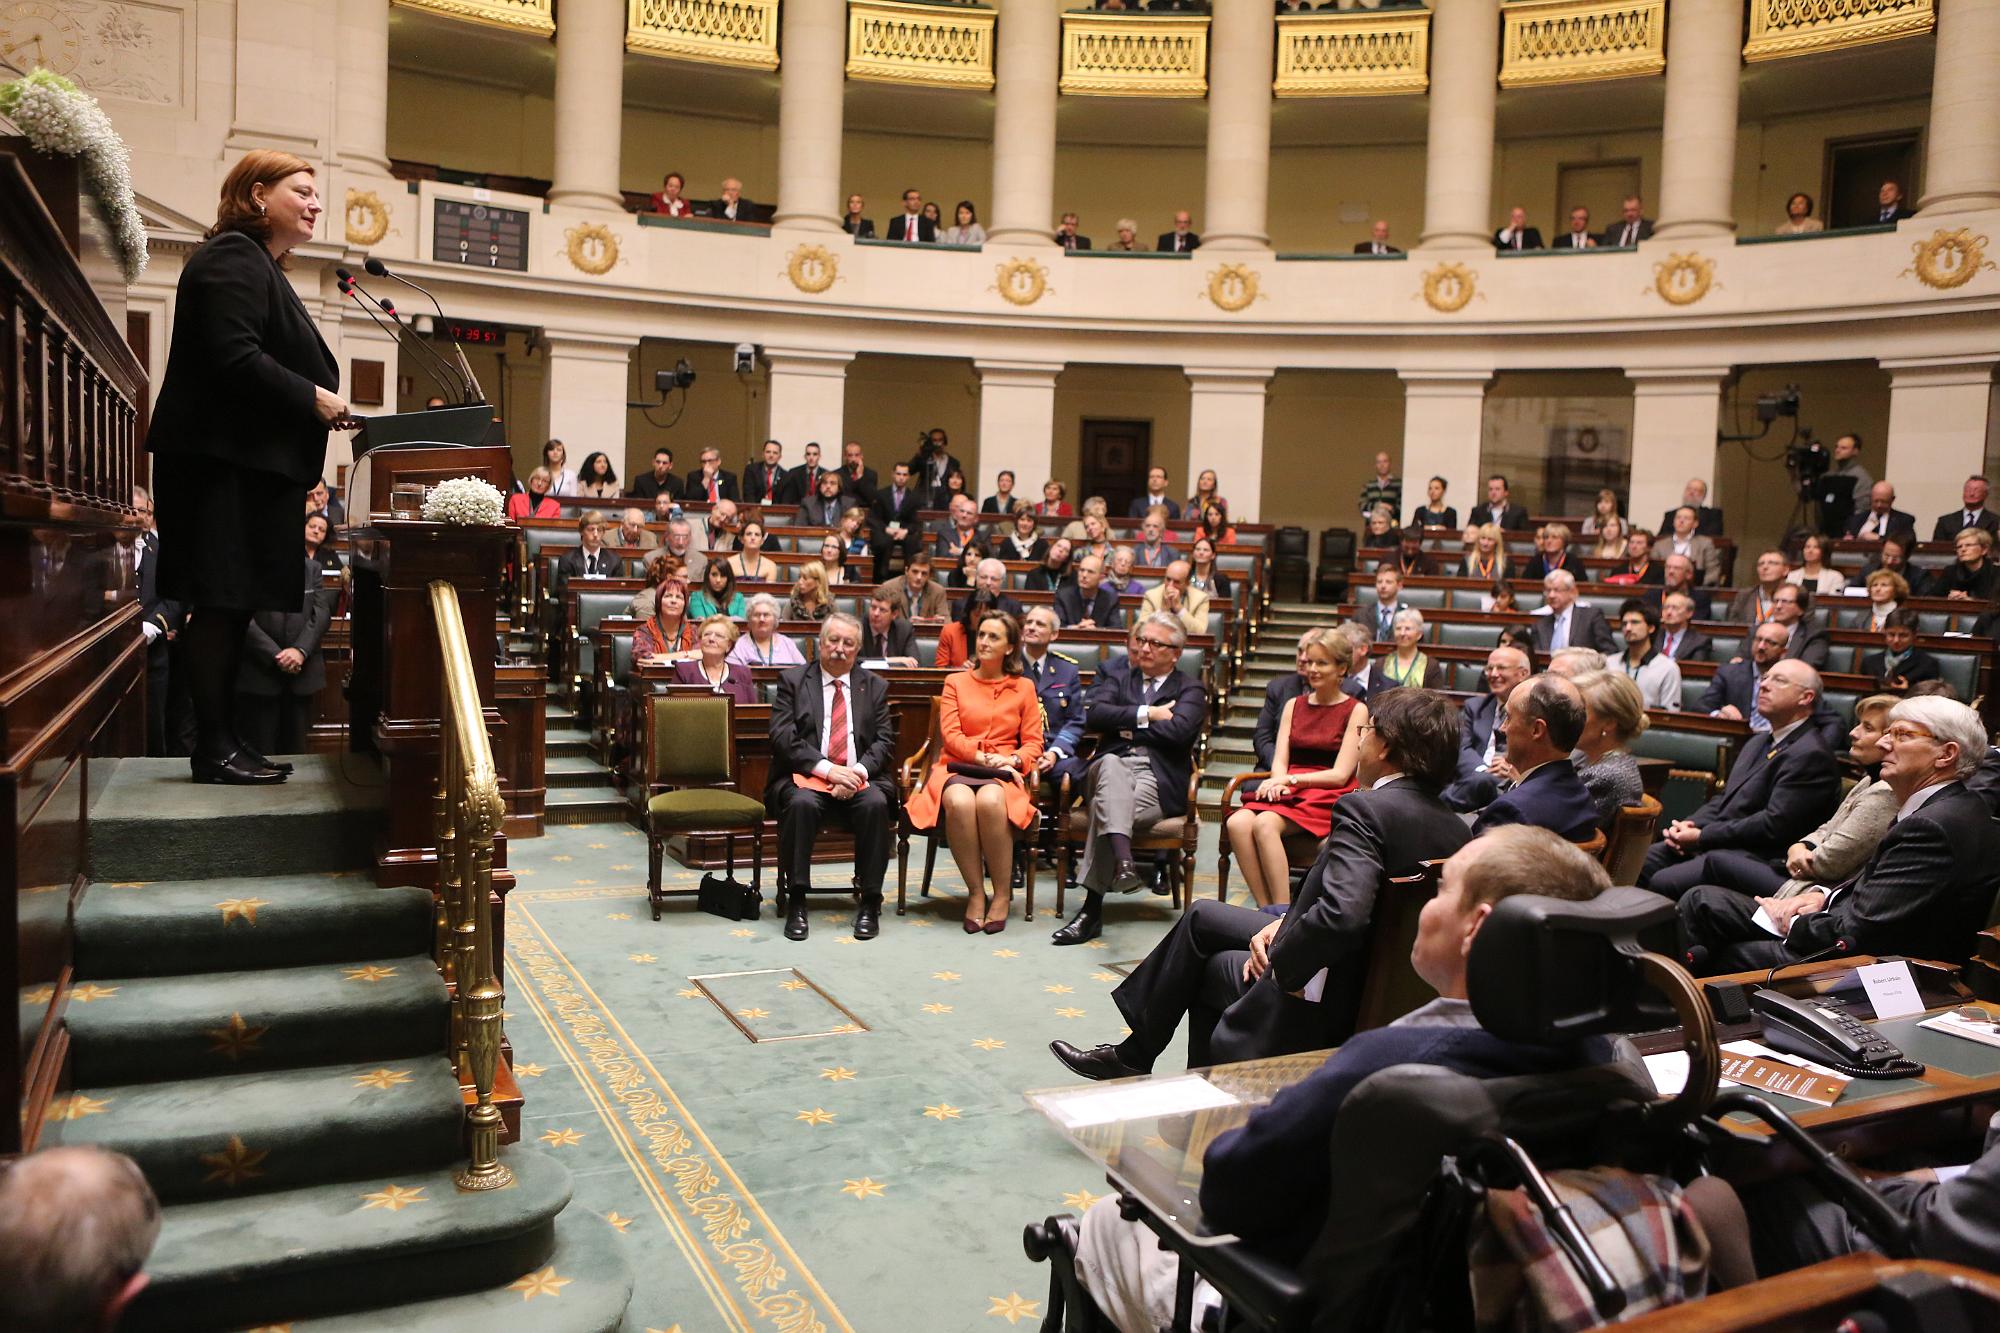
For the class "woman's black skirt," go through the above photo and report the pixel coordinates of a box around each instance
[154,458,309,612]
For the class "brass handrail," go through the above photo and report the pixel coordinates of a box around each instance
[429,579,513,1193]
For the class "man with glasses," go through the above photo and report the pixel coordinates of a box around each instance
[1641,658,1842,899]
[1768,583,1830,670]
[1051,613,1207,945]
[1680,697,2000,970]
[1443,644,1531,812]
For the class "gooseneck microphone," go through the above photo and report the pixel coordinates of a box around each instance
[335,270,459,405]
[365,256,486,404]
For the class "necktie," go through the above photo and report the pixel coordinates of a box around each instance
[707,477,718,503]
[1662,630,1677,657]
[763,471,774,502]
[828,680,848,764]
[906,216,916,242]
[586,552,596,576]
[1552,613,1569,650]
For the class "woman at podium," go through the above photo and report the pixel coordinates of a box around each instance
[145,151,350,785]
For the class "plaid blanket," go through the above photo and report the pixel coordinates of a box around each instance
[1469,1167,1711,1331]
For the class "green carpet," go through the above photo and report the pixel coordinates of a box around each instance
[498,820,1243,1332]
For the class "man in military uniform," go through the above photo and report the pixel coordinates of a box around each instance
[1021,605,1085,879]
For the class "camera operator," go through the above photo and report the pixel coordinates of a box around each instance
[910,427,964,509]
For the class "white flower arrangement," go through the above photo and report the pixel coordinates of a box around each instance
[0,70,147,284]
[421,476,507,527]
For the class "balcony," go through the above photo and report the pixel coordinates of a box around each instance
[626,0,781,71]
[1059,10,1211,99]
[1744,0,1935,63]
[1274,7,1430,99]
[388,0,552,36]
[1498,0,1665,89]
[846,1,997,91]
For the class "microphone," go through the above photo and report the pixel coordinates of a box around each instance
[337,273,459,405]
[365,256,486,404]
[376,295,468,401]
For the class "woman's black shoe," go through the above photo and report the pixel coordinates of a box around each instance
[192,749,288,785]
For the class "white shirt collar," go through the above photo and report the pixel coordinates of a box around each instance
[1769,717,1806,744]
[1896,779,1956,822]
[1371,772,1404,790]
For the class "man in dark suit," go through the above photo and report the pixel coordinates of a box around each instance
[928,493,984,565]
[132,486,184,756]
[1599,195,1654,248]
[1642,658,1842,898]
[953,559,1025,628]
[1654,588,1713,661]
[1844,480,1917,542]
[1126,466,1181,519]
[910,428,964,508]
[1649,553,1714,616]
[237,550,338,757]
[743,439,788,507]
[1443,644,1533,812]
[1353,220,1401,256]
[703,178,766,223]
[1680,697,2000,971]
[1157,211,1200,253]
[684,446,738,505]
[630,447,683,503]
[767,616,899,941]
[838,440,878,506]
[1252,630,1315,769]
[1476,474,1531,530]
[1053,553,1122,629]
[1659,477,1725,539]
[553,510,616,591]
[1554,205,1596,250]
[1769,584,1831,670]
[783,441,825,506]
[884,189,936,243]
[868,461,924,582]
[1874,179,1915,224]
[1529,571,1617,657]
[1468,674,1601,842]
[1862,609,1942,691]
[1054,211,1091,251]
[1022,607,1089,792]
[1051,613,1207,944]
[1698,621,1847,748]
[1932,476,1999,541]
[1493,206,1543,251]
[1049,688,1473,1078]
[860,591,918,664]
[1365,566,1413,641]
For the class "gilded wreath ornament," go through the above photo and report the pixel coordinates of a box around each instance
[1649,252,1716,306]
[784,244,839,294]
[993,256,1051,306]
[1904,229,1995,291]
[562,221,620,276]
[1204,263,1263,313]
[343,188,390,247]
[1419,262,1477,313]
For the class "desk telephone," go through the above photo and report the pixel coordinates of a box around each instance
[1750,989,1925,1080]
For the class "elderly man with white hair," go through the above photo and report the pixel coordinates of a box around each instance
[1529,569,1616,656]
[1680,695,2000,971]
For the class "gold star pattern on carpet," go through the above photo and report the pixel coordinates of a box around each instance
[729,928,756,938]
[991,948,1020,959]
[677,987,704,999]
[795,1107,836,1126]
[831,1022,865,1034]
[514,868,535,876]
[200,1136,269,1188]
[972,1037,1007,1051]
[214,897,269,926]
[839,1177,887,1199]
[508,1267,572,1300]
[923,1103,962,1121]
[21,985,54,1006]
[1092,972,1121,983]
[819,1066,856,1081]
[1053,1007,1086,1019]
[1084,939,1109,950]
[608,864,633,872]
[908,917,936,927]
[353,1068,413,1091]
[629,953,657,963]
[780,978,809,991]
[539,1127,584,1147]
[736,1007,770,1020]
[572,879,596,886]
[834,934,858,944]
[551,855,574,863]
[515,1064,546,1078]
[987,1293,1041,1324]
[921,1002,953,1015]
[1062,1189,1104,1211]
[206,1013,267,1061]
[1044,983,1074,994]
[361,1184,428,1212]
[606,1211,634,1232]
[69,983,121,1003]
[607,912,632,920]
[587,842,609,849]
[46,1093,110,1121]
[343,965,397,983]
[932,970,962,981]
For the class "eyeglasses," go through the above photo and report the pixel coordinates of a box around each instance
[1136,637,1176,650]
[1356,721,1376,735]
[1883,725,1937,744]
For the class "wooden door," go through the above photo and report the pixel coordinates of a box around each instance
[1079,419,1151,518]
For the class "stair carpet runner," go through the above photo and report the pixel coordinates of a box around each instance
[60,758,631,1331]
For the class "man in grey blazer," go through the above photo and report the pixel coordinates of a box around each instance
[1651,507,1722,585]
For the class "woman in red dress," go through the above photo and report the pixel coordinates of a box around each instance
[1224,628,1367,906]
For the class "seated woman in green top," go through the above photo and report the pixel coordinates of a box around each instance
[689,559,747,620]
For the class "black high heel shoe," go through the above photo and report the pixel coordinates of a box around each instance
[192,748,287,786]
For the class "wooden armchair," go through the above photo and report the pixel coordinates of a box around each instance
[1054,764,1204,916]
[1601,793,1663,884]
[1214,771,1323,903]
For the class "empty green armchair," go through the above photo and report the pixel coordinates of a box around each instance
[644,693,766,921]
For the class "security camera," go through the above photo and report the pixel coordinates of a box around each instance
[734,343,756,374]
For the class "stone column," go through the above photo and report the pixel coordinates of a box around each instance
[1186,369,1275,521]
[1627,369,1729,536]
[334,0,391,175]
[1918,0,2000,216]
[546,0,626,209]
[1883,358,1999,523]
[1419,0,1501,251]
[1201,3,1275,251]
[541,333,638,472]
[986,0,1061,245]
[975,361,1063,497]
[773,0,846,231]
[1653,0,1740,240]
[1398,370,1492,513]
[764,348,854,457]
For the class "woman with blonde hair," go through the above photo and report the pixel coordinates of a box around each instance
[1567,670,1648,826]
[1461,523,1509,582]
[507,467,560,520]
[1589,514,1627,560]
[788,560,834,622]
[1580,487,1621,535]
[1863,568,1908,631]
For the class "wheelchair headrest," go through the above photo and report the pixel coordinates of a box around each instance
[1468,887,1681,1044]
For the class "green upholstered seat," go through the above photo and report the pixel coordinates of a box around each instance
[644,694,763,918]
[1934,650,1979,698]
[1630,726,1734,822]
[1706,632,1743,661]
[1061,641,1102,673]
[1438,621,1497,649]
[646,788,765,830]
[1450,662,1487,691]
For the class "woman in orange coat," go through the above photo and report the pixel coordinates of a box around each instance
[904,610,1044,933]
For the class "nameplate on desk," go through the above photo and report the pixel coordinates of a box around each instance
[1857,960,1924,1020]
[1718,1052,1850,1106]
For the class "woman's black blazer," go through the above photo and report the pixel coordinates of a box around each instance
[146,230,339,486]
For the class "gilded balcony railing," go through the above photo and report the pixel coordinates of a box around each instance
[847,1,996,90]
[430,579,512,1193]
[1274,8,1430,98]
[388,0,553,36]
[1059,10,1211,99]
[1744,0,1934,62]
[1499,0,1665,88]
[627,0,781,71]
